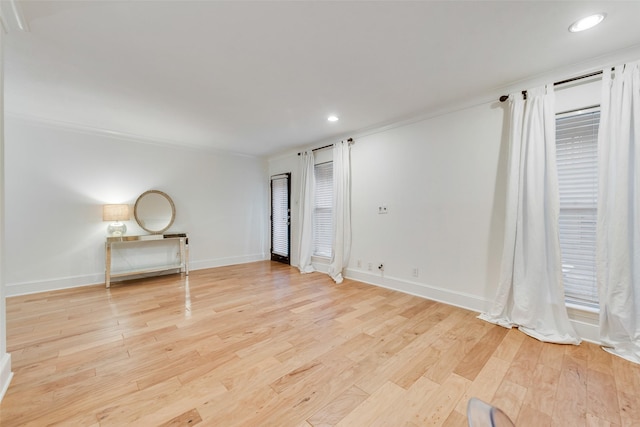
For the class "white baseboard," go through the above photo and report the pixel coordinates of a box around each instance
[189,253,267,271]
[5,253,268,297]
[0,353,13,403]
[344,268,601,344]
[569,319,600,344]
[345,268,489,313]
[566,305,600,344]
[5,273,104,297]
[311,256,330,274]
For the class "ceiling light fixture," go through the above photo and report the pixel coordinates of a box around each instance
[327,115,339,122]
[568,13,606,33]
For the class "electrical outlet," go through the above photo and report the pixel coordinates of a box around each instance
[412,267,419,277]
[368,262,372,271]
[357,259,362,268]
[378,205,388,214]
[378,263,384,272]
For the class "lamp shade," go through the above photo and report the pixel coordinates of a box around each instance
[103,204,130,221]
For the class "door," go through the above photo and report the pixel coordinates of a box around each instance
[270,173,291,264]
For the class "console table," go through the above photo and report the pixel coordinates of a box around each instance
[105,233,189,288]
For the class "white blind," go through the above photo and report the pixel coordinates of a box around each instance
[556,109,599,308]
[313,161,333,257]
[271,175,289,257]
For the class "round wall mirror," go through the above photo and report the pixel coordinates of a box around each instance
[134,190,176,234]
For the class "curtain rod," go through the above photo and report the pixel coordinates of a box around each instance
[498,70,605,102]
[297,138,353,156]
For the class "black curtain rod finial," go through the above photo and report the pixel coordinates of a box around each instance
[499,90,527,102]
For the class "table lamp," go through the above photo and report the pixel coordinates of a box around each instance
[103,204,130,236]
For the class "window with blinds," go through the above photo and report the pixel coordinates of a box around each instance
[313,161,333,257]
[271,174,290,261]
[556,108,600,308]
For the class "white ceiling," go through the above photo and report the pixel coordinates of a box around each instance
[4,1,640,157]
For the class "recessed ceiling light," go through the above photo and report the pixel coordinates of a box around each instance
[327,115,339,122]
[568,13,606,33]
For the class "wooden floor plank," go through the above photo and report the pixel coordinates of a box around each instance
[492,327,526,362]
[441,409,468,427]
[587,369,621,425]
[307,385,369,427]
[0,261,637,426]
[552,354,588,426]
[157,408,203,427]
[517,404,552,427]
[492,379,528,422]
[334,381,406,426]
[503,334,544,388]
[410,373,471,426]
[523,363,560,417]
[453,356,510,415]
[453,325,508,381]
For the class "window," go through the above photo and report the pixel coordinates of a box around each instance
[313,161,333,257]
[556,108,600,308]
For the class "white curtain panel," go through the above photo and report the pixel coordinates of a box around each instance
[597,63,640,363]
[480,85,581,345]
[328,141,352,284]
[297,151,315,274]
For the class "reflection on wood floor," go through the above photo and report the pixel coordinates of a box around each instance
[1,261,638,426]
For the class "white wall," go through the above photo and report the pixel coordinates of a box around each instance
[4,116,268,296]
[269,100,508,312]
[346,102,508,311]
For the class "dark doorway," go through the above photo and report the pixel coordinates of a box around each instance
[270,173,291,264]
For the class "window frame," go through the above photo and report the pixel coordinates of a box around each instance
[313,160,333,258]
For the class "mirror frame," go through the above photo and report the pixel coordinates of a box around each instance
[134,190,176,234]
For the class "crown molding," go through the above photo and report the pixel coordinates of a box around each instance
[5,112,259,159]
[269,43,640,161]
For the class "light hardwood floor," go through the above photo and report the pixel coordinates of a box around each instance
[1,261,639,426]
